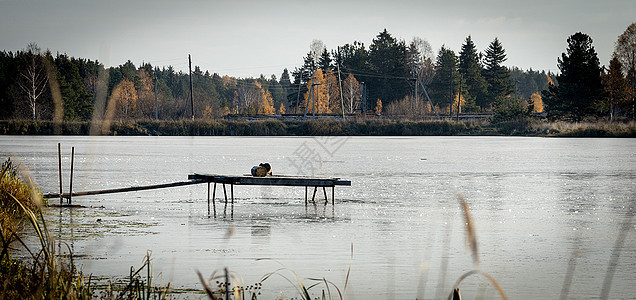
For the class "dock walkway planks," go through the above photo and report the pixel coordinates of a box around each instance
[188,174,351,217]
[43,174,350,218]
[188,173,351,187]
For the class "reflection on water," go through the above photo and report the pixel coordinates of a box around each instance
[1,136,635,299]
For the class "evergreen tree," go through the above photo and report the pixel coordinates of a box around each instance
[459,36,488,110]
[335,42,369,75]
[0,51,18,119]
[367,29,410,106]
[602,56,630,119]
[318,49,332,71]
[288,53,316,112]
[55,54,93,120]
[279,68,291,88]
[543,32,604,121]
[483,38,511,107]
[429,46,462,113]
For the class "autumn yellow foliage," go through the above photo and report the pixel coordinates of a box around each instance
[257,86,275,115]
[111,78,137,120]
[530,92,544,113]
[304,69,330,114]
[375,99,383,115]
[452,93,466,114]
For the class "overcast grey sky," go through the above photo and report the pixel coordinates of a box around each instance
[1,0,634,78]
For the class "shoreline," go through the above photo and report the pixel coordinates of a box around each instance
[1,119,634,137]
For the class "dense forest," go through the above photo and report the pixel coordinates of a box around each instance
[1,25,634,123]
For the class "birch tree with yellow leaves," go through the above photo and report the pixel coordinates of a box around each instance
[112,78,137,120]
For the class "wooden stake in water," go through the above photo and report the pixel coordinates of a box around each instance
[230,184,234,218]
[322,187,328,205]
[212,182,217,218]
[69,146,75,204]
[58,143,63,205]
[223,184,228,216]
[207,182,210,217]
[224,267,230,300]
[332,186,335,206]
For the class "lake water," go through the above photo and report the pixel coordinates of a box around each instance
[1,136,635,299]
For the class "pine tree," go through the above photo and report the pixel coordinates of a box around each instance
[459,36,488,110]
[289,53,316,112]
[280,68,292,88]
[368,29,410,105]
[483,38,511,107]
[602,56,629,119]
[429,46,461,114]
[55,54,93,121]
[318,49,332,72]
[544,32,604,121]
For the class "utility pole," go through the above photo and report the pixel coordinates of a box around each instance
[296,71,303,114]
[360,82,367,114]
[457,74,462,122]
[414,76,418,104]
[304,81,314,117]
[449,70,453,117]
[189,54,194,120]
[154,67,158,120]
[312,81,317,116]
[418,79,440,120]
[337,63,345,119]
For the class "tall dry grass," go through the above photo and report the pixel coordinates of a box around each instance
[1,158,170,299]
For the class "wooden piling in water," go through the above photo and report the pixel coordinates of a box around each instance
[58,143,62,205]
[212,182,217,217]
[332,186,335,206]
[231,184,234,218]
[311,186,317,203]
[322,187,328,205]
[223,184,228,216]
[69,146,74,204]
[207,182,210,217]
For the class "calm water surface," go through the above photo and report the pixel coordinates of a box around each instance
[1,136,635,299]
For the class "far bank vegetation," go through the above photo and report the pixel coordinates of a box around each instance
[1,24,635,134]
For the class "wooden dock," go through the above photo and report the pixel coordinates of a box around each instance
[188,174,351,217]
[43,173,351,218]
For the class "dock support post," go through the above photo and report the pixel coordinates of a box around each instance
[223,184,228,216]
[69,146,74,204]
[322,187,328,205]
[305,186,308,205]
[212,182,217,218]
[311,186,317,203]
[207,182,210,217]
[332,186,335,206]
[231,184,234,218]
[58,143,62,205]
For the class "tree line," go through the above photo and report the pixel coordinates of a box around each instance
[1,25,634,122]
